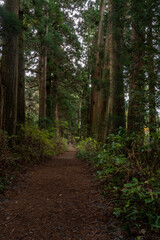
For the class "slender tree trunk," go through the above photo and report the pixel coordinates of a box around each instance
[39,49,47,127]
[0,74,2,129]
[0,73,5,130]
[107,0,125,134]
[86,88,91,137]
[39,14,48,127]
[55,93,59,137]
[98,35,110,142]
[46,70,52,123]
[17,0,25,126]
[127,0,146,135]
[128,28,145,134]
[1,0,19,135]
[78,99,82,137]
[147,7,156,135]
[91,0,106,138]
[86,27,93,136]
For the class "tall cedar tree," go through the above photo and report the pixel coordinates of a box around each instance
[107,0,125,135]
[147,1,157,135]
[1,0,19,135]
[17,0,25,126]
[90,0,106,139]
[128,0,145,134]
[39,12,48,127]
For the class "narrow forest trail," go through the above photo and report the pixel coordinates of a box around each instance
[0,147,122,240]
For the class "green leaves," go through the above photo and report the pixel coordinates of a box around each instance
[77,131,160,236]
[113,208,122,217]
[76,137,101,160]
[0,6,21,34]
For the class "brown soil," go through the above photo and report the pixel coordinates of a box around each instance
[0,147,123,240]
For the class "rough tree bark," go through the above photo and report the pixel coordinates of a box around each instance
[39,13,48,127]
[98,34,110,142]
[0,73,5,130]
[147,6,157,135]
[39,50,47,126]
[55,93,59,137]
[128,6,145,134]
[46,67,53,124]
[107,0,125,134]
[90,0,106,139]
[17,0,25,126]
[1,0,19,135]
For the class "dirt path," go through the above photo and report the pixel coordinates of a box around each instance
[0,147,121,240]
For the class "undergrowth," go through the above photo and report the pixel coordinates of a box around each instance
[76,132,160,239]
[0,124,68,192]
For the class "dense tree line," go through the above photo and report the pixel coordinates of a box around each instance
[0,0,160,141]
[0,0,86,137]
[80,0,160,142]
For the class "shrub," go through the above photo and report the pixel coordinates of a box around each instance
[0,124,68,192]
[76,137,101,159]
[77,132,160,237]
[14,124,68,164]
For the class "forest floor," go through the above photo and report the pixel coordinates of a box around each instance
[0,146,124,240]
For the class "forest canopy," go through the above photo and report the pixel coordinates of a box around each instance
[0,0,159,138]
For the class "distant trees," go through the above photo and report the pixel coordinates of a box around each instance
[24,0,84,131]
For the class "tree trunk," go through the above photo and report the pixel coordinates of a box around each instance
[39,9,48,128]
[127,0,146,135]
[107,0,125,134]
[147,7,156,136]
[1,0,19,135]
[46,70,53,124]
[77,99,82,137]
[55,94,59,137]
[0,73,5,130]
[17,0,25,126]
[91,0,106,139]
[98,34,110,142]
[0,74,2,129]
[39,50,47,127]
[128,29,145,134]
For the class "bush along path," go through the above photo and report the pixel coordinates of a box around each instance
[0,146,123,240]
[77,137,160,240]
